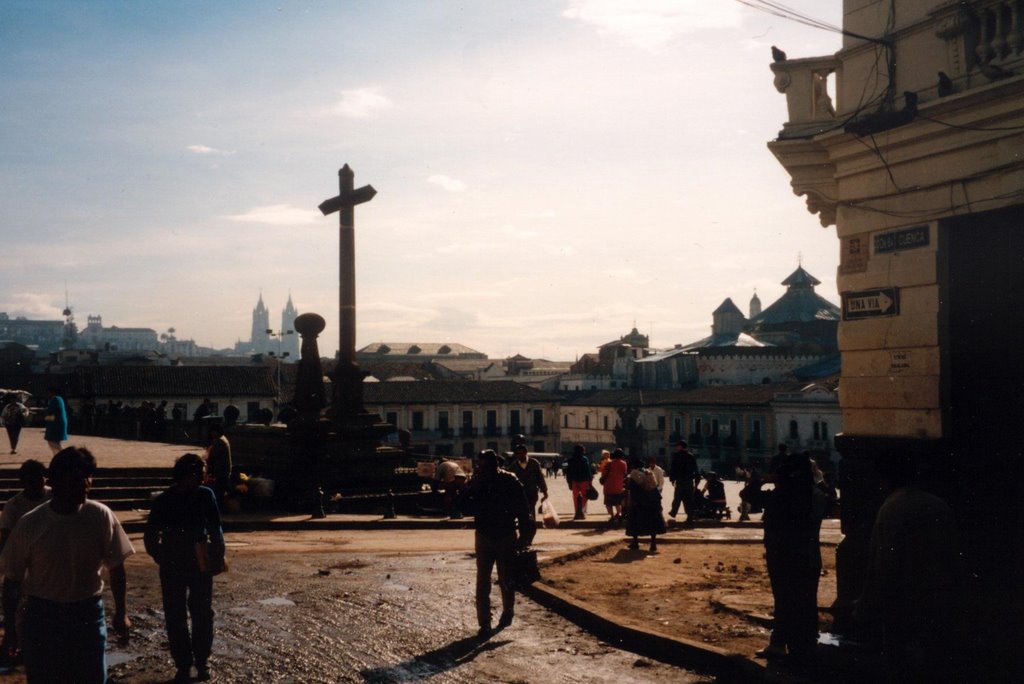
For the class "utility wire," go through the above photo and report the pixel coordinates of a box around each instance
[735,0,889,44]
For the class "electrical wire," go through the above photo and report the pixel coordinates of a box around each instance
[915,112,1024,133]
[736,0,889,44]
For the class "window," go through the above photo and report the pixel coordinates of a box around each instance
[532,409,543,429]
[752,419,761,438]
[435,443,453,457]
[821,421,829,440]
[789,420,799,439]
[563,415,569,428]
[585,415,590,429]
[533,441,545,452]
[386,411,398,427]
[657,416,666,431]
[510,409,521,433]
[462,411,473,429]
[729,419,738,437]
[437,410,449,431]
[694,418,703,435]
[813,421,821,440]
[486,410,497,429]
[462,442,475,457]
[487,441,498,452]
[412,411,424,431]
[603,416,609,430]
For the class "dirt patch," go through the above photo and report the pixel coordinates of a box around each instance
[539,539,837,657]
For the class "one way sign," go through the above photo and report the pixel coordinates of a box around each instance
[842,287,900,320]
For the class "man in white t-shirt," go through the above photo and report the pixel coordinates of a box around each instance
[0,447,134,682]
[0,459,51,665]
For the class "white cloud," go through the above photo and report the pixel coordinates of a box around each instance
[427,174,467,192]
[0,293,64,319]
[320,86,393,119]
[434,241,505,256]
[224,204,322,226]
[562,0,742,50]
[186,144,235,155]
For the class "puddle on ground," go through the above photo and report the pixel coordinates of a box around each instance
[107,650,139,667]
[258,596,296,607]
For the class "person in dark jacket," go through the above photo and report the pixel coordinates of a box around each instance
[506,443,547,520]
[458,449,534,639]
[668,440,699,526]
[757,451,825,669]
[145,453,225,683]
[565,445,593,520]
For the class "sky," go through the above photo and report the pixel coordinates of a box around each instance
[0,1,844,361]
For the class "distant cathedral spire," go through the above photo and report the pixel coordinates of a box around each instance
[250,291,271,353]
[281,292,299,359]
[749,289,762,319]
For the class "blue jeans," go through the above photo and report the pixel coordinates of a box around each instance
[23,595,107,683]
[160,569,214,670]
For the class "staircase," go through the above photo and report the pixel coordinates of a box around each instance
[0,468,170,512]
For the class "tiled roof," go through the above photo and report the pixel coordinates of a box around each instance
[364,380,561,405]
[362,361,444,381]
[750,289,840,325]
[713,298,744,316]
[679,332,772,351]
[562,383,803,408]
[751,267,839,325]
[358,342,485,357]
[67,366,277,398]
[781,266,821,288]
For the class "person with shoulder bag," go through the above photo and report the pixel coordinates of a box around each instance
[144,453,226,683]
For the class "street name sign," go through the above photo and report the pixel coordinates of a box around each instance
[874,225,929,254]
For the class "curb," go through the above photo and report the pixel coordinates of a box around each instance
[522,540,768,682]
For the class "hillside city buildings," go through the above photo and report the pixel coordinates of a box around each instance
[1,264,841,475]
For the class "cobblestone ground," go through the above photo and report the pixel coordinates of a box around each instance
[105,531,714,684]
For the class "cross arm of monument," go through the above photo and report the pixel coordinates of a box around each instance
[318,165,377,216]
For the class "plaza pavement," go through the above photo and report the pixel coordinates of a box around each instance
[4,429,859,682]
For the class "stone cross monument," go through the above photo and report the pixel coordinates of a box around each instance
[318,164,377,423]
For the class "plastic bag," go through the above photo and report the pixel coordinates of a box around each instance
[539,499,559,528]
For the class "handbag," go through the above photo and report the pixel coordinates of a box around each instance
[586,481,599,501]
[505,547,540,590]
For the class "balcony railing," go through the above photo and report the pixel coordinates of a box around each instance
[531,425,548,435]
[934,1,1024,78]
[484,426,502,437]
[460,427,477,437]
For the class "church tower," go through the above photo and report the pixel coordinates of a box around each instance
[281,293,299,360]
[749,290,762,319]
[250,292,270,354]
